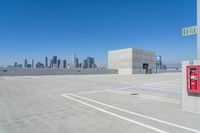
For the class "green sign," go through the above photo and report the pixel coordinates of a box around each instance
[182,26,198,36]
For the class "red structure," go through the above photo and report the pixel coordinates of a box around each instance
[187,65,200,94]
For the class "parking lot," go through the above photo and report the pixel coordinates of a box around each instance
[0,73,200,133]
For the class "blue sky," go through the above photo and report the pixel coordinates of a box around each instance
[0,0,197,67]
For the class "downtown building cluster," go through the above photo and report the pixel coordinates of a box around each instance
[13,54,97,69]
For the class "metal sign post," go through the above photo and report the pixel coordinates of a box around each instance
[197,0,200,59]
[182,0,200,59]
[181,0,200,114]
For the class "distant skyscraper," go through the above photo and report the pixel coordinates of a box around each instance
[14,62,17,67]
[24,59,28,68]
[32,59,34,68]
[79,63,82,68]
[82,59,87,68]
[14,62,23,68]
[82,57,96,69]
[27,64,32,68]
[53,64,58,68]
[50,59,53,68]
[86,57,96,68]
[71,54,79,68]
[16,64,23,68]
[36,62,44,68]
[58,59,61,68]
[53,56,57,65]
[76,58,79,68]
[60,60,66,68]
[45,57,48,68]
[63,60,67,68]
[67,63,71,69]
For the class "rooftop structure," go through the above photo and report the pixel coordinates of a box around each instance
[108,48,156,74]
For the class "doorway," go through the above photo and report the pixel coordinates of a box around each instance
[143,63,149,74]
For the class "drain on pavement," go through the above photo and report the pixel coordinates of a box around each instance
[131,93,139,95]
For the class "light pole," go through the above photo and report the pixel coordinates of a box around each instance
[197,0,200,59]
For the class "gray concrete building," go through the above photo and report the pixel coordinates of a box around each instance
[108,48,156,75]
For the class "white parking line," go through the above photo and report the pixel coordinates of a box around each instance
[105,89,181,104]
[65,93,200,133]
[62,94,169,133]
[135,95,180,104]
[118,85,181,94]
[152,83,182,87]
[117,79,182,91]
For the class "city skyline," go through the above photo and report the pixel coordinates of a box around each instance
[0,0,197,67]
[12,54,97,69]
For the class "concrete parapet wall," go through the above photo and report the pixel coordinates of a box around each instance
[132,69,146,74]
[0,68,118,76]
[160,70,181,73]
[118,69,147,75]
[182,61,200,114]
[118,69,133,75]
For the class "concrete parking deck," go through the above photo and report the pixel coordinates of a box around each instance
[0,73,199,133]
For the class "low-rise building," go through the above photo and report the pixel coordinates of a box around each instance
[108,48,156,74]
